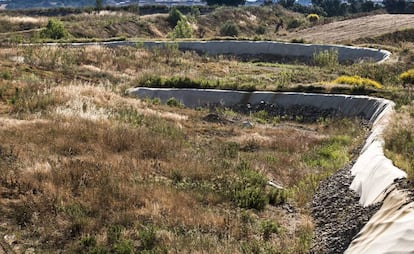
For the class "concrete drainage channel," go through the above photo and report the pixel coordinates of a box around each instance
[49,40,391,63]
[127,88,414,253]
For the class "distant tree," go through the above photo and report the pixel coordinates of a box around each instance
[383,0,407,13]
[40,18,69,40]
[312,0,347,16]
[167,7,184,27]
[278,0,295,8]
[206,0,246,6]
[360,0,378,12]
[95,0,103,10]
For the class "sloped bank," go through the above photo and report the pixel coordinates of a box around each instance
[127,88,413,253]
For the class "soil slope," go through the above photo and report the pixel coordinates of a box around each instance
[284,14,414,44]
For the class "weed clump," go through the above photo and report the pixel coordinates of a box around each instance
[260,220,281,240]
[230,161,268,210]
[287,18,305,30]
[169,19,193,39]
[166,97,183,107]
[220,21,239,37]
[333,75,382,89]
[313,48,338,68]
[385,116,414,180]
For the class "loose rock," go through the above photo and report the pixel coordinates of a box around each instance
[310,166,381,253]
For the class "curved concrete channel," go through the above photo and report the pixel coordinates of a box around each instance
[42,40,391,63]
[126,88,413,253]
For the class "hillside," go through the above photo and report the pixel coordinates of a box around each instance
[283,14,414,44]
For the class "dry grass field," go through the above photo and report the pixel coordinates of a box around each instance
[284,14,414,44]
[0,44,369,253]
[0,5,413,253]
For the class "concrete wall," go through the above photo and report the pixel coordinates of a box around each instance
[143,41,390,63]
[53,40,390,63]
[128,88,413,254]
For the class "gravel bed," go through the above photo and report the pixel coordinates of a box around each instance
[229,101,343,122]
[310,166,382,253]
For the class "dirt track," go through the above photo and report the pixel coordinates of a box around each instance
[284,14,414,44]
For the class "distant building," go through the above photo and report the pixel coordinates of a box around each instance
[245,0,266,6]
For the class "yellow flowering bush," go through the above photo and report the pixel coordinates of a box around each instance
[306,14,320,22]
[333,75,382,89]
[400,69,414,85]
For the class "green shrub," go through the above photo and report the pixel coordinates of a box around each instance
[80,235,97,248]
[167,7,184,27]
[113,239,134,254]
[306,13,320,22]
[107,225,123,245]
[267,188,287,206]
[116,107,144,127]
[256,25,266,35]
[166,97,183,107]
[260,220,280,240]
[287,18,305,30]
[1,71,11,80]
[79,235,109,254]
[305,136,350,170]
[230,162,268,210]
[40,18,69,40]
[139,226,158,250]
[138,75,211,89]
[253,110,269,123]
[313,48,338,68]
[220,142,240,158]
[170,19,193,39]
[190,6,201,17]
[220,22,239,37]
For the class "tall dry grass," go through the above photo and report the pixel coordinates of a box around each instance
[0,45,367,253]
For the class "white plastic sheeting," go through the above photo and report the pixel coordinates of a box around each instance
[127,88,412,253]
[345,188,414,254]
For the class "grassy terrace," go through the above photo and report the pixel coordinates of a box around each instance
[0,45,370,253]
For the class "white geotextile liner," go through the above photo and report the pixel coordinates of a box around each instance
[350,140,406,205]
[350,103,406,206]
[345,188,414,254]
[127,88,411,253]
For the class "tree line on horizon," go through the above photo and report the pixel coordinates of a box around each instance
[3,0,414,16]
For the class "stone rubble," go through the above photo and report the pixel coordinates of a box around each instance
[224,101,379,253]
[229,101,343,123]
[310,166,381,254]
